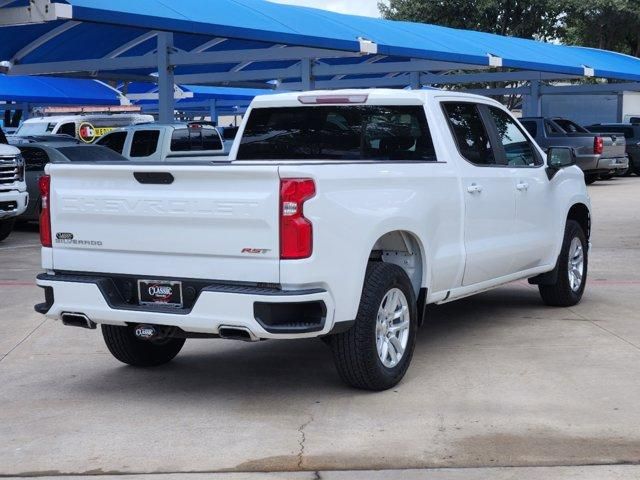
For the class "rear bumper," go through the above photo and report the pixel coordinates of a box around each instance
[575,155,628,173]
[35,273,337,340]
[0,190,28,219]
[597,156,629,172]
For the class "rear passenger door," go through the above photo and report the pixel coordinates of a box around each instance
[486,107,556,272]
[442,102,517,286]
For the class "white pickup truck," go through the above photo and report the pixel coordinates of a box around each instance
[0,136,28,242]
[94,123,227,161]
[35,90,591,390]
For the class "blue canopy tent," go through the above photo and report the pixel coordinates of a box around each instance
[0,74,124,105]
[1,0,639,121]
[0,74,125,127]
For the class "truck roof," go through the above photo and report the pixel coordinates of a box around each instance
[250,88,503,108]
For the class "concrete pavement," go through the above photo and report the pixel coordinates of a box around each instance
[0,177,639,479]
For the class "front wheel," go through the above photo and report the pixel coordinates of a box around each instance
[330,262,417,391]
[539,220,588,307]
[101,324,185,367]
[0,218,15,242]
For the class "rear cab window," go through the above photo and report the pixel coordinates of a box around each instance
[237,105,437,161]
[170,127,223,152]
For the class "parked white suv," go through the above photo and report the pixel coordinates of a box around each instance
[34,90,591,390]
[0,135,28,241]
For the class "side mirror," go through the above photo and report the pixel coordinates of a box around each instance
[546,147,576,179]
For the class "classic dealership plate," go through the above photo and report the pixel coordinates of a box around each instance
[138,280,183,308]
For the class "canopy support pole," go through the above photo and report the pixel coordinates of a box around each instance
[410,72,421,90]
[157,32,175,124]
[209,100,218,125]
[301,58,314,91]
[524,80,541,116]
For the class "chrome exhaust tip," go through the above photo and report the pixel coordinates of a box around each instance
[61,312,96,330]
[218,326,259,342]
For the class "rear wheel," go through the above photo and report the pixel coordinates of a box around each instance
[584,174,598,185]
[618,166,632,177]
[539,220,588,307]
[101,324,185,367]
[330,262,417,391]
[0,219,15,242]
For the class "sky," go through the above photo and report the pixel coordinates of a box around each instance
[272,0,384,18]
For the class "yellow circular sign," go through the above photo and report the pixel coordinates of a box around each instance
[78,122,96,143]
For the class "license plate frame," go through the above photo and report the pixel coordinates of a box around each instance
[138,279,183,308]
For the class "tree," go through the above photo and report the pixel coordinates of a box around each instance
[564,0,640,57]
[378,0,565,41]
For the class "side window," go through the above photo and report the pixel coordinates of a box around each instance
[130,130,160,158]
[19,147,50,171]
[488,107,542,167]
[96,131,127,154]
[170,129,191,151]
[520,120,537,138]
[202,129,223,150]
[545,120,563,135]
[443,102,496,165]
[57,122,76,137]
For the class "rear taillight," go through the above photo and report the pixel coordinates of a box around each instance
[39,175,51,247]
[594,136,604,155]
[280,178,315,259]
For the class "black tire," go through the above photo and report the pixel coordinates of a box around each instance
[619,166,632,177]
[599,173,615,180]
[0,219,15,242]
[330,262,417,391]
[539,220,588,307]
[101,324,185,367]
[584,174,598,185]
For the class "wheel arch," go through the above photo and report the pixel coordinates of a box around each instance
[567,203,591,240]
[368,230,429,326]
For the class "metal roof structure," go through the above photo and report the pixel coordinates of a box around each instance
[125,84,271,118]
[1,0,639,121]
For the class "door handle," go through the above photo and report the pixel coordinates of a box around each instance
[516,182,529,191]
[467,183,483,194]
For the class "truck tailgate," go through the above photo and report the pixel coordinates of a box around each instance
[47,163,281,283]
[593,132,627,159]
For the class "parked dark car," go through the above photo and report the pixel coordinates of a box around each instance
[585,123,640,177]
[17,142,128,221]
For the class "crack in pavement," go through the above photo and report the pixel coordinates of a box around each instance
[297,414,314,469]
[0,318,47,364]
[568,307,640,352]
